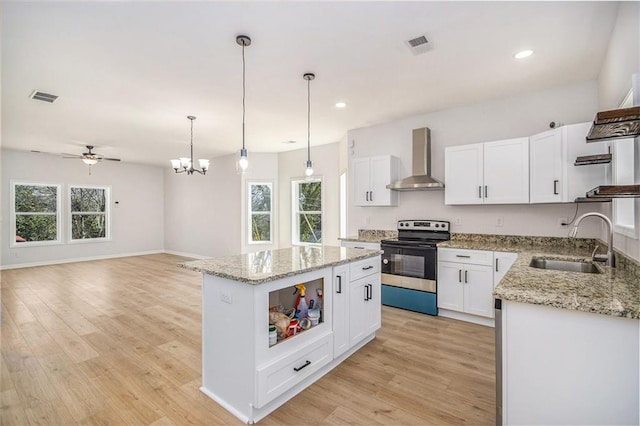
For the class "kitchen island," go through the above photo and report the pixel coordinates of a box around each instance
[179,246,382,424]
[440,234,640,425]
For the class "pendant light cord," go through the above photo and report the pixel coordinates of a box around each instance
[190,117,194,168]
[307,77,311,162]
[242,42,246,151]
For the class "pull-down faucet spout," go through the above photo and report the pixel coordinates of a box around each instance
[568,212,615,267]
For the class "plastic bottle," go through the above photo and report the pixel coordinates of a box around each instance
[295,284,308,319]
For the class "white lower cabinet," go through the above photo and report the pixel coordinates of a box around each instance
[438,248,516,324]
[340,240,381,250]
[332,265,350,358]
[200,257,382,424]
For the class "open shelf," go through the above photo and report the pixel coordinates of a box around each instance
[268,277,324,347]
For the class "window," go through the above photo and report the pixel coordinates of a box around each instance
[248,182,273,244]
[292,178,322,245]
[69,185,110,241]
[612,89,638,239]
[11,182,62,246]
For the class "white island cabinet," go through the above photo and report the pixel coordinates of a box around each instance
[179,246,382,424]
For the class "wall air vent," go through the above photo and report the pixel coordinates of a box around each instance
[406,35,431,55]
[30,90,58,103]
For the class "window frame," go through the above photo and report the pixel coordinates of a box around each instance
[291,177,323,246]
[247,181,274,245]
[611,88,638,239]
[10,181,63,248]
[68,184,111,243]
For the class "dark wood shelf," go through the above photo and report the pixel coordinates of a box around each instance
[586,106,640,142]
[574,153,612,166]
[586,185,640,198]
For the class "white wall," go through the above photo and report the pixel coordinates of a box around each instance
[163,153,241,258]
[240,152,279,253]
[278,142,341,248]
[1,149,165,267]
[597,1,640,262]
[347,80,603,238]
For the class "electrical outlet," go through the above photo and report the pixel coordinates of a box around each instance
[364,216,371,226]
[453,217,461,226]
[496,217,504,227]
[558,217,568,227]
[220,291,233,304]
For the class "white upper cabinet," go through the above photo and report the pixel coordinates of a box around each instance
[445,138,529,205]
[353,155,399,206]
[530,122,607,203]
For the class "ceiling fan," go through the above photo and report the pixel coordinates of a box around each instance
[62,145,121,165]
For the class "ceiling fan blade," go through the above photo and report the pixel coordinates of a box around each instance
[103,157,121,162]
[61,153,82,157]
[62,156,82,159]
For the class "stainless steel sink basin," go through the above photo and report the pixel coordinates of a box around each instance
[529,258,601,274]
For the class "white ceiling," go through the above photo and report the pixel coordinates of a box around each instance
[2,1,619,167]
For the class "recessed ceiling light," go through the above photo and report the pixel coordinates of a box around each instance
[335,102,347,108]
[514,49,533,59]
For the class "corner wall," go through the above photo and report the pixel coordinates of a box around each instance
[1,150,165,267]
[347,80,603,239]
[597,1,640,262]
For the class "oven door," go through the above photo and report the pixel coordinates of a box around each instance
[381,243,437,293]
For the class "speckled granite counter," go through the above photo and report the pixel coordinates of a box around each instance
[439,234,640,319]
[179,245,381,285]
[339,229,397,243]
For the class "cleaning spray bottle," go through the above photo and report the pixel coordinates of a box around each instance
[294,284,308,319]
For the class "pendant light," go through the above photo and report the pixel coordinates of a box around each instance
[170,116,209,175]
[303,73,315,177]
[237,35,251,173]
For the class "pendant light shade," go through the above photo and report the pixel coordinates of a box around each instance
[170,116,209,175]
[237,35,251,173]
[304,73,315,177]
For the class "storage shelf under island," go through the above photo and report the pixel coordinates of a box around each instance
[179,246,382,424]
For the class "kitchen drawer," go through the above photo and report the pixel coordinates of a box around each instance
[256,333,332,408]
[349,256,380,281]
[340,240,381,250]
[438,248,493,266]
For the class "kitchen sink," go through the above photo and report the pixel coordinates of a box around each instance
[529,258,601,274]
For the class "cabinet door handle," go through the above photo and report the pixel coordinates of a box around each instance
[464,270,468,284]
[553,180,559,195]
[478,186,482,198]
[458,269,462,283]
[365,191,369,202]
[293,360,311,372]
[484,185,488,198]
[495,258,499,272]
[364,285,369,301]
[362,265,374,270]
[367,284,372,300]
[456,254,471,258]
[336,275,342,294]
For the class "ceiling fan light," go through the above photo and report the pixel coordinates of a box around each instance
[83,158,98,165]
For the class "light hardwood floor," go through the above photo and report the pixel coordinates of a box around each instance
[1,254,495,425]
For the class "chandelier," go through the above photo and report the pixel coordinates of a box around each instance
[170,116,209,175]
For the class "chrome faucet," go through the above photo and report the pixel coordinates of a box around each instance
[568,212,615,267]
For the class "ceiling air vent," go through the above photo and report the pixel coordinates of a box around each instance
[406,35,431,55]
[30,90,58,103]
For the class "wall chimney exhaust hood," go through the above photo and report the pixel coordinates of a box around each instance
[386,127,444,190]
[586,106,640,142]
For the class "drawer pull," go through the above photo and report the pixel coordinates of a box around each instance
[362,265,374,270]
[455,255,471,258]
[293,360,311,372]
[354,246,364,249]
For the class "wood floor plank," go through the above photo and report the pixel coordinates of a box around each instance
[1,254,496,425]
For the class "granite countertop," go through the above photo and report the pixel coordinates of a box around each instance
[439,234,640,319]
[179,245,382,285]
[339,229,397,243]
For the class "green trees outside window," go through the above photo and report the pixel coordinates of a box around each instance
[70,186,108,240]
[293,179,322,244]
[13,183,60,243]
[249,183,272,243]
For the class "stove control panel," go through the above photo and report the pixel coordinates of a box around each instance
[397,220,450,231]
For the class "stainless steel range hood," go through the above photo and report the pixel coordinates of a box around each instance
[386,127,444,190]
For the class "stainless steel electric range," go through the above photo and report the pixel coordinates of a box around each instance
[380,220,450,315]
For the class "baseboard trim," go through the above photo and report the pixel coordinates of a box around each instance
[0,250,165,270]
[162,250,208,260]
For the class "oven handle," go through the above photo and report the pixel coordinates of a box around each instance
[380,243,437,250]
